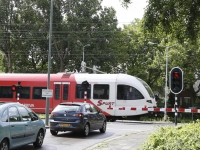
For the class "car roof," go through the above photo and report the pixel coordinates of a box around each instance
[0,102,30,114]
[59,102,89,106]
[0,101,20,105]
[0,102,30,109]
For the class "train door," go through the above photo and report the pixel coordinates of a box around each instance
[92,83,115,117]
[53,82,70,109]
[115,84,145,116]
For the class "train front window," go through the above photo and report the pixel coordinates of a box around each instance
[136,78,154,99]
[117,85,144,100]
[93,84,109,99]
[76,84,91,99]
[33,87,46,100]
[0,86,13,98]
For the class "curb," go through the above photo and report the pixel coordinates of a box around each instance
[84,132,139,150]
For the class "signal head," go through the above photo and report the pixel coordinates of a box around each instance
[82,80,89,90]
[170,67,183,94]
[11,85,16,92]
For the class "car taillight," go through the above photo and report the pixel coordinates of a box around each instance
[73,113,83,117]
[51,112,58,116]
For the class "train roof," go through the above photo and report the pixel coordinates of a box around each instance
[0,73,66,82]
[0,73,138,81]
[73,73,139,83]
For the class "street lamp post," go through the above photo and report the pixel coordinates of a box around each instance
[164,47,169,122]
[148,42,177,121]
[81,44,90,72]
[77,40,90,72]
[46,0,53,126]
[164,44,178,121]
[82,44,90,63]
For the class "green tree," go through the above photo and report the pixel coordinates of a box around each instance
[51,0,120,73]
[117,19,164,90]
[0,0,21,73]
[143,0,200,43]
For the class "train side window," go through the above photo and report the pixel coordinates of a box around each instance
[15,87,30,99]
[93,84,109,100]
[33,87,46,100]
[117,85,144,100]
[134,88,144,99]
[63,84,68,100]
[54,84,60,100]
[76,84,91,99]
[0,86,13,98]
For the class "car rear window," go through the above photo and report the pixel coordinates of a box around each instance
[54,105,80,112]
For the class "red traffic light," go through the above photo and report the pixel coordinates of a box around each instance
[11,82,22,92]
[173,72,179,78]
[170,67,183,94]
[11,85,16,92]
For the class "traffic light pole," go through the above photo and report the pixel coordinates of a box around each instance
[174,95,178,126]
[169,67,183,126]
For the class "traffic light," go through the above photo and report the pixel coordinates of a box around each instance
[170,67,183,94]
[82,80,89,90]
[11,82,22,92]
[11,85,17,92]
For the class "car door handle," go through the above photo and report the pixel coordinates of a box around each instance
[11,125,14,127]
[25,124,28,126]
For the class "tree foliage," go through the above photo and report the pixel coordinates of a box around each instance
[0,0,119,73]
[143,0,200,43]
[139,120,200,150]
[0,0,200,106]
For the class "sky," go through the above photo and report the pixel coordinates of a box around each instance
[101,0,148,27]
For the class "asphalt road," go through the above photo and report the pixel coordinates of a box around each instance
[11,120,174,150]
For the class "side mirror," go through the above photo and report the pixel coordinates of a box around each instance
[31,116,38,121]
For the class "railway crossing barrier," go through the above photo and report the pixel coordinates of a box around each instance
[108,107,200,113]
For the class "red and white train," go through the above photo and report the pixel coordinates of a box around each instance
[0,73,157,121]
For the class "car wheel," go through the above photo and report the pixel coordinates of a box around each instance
[99,121,106,133]
[50,130,58,136]
[0,139,9,150]
[33,130,44,148]
[82,123,90,136]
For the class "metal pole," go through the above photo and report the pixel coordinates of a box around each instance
[83,46,84,62]
[164,47,168,121]
[174,95,178,126]
[45,0,53,126]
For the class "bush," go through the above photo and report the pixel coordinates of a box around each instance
[138,119,200,150]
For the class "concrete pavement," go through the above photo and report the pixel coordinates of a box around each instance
[84,130,153,150]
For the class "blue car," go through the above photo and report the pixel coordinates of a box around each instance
[0,102,46,150]
[50,102,107,136]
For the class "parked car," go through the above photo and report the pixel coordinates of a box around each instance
[50,102,107,136]
[0,102,46,150]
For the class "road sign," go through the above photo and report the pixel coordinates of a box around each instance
[42,89,53,97]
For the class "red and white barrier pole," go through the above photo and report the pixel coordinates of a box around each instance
[84,91,87,103]
[17,93,20,100]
